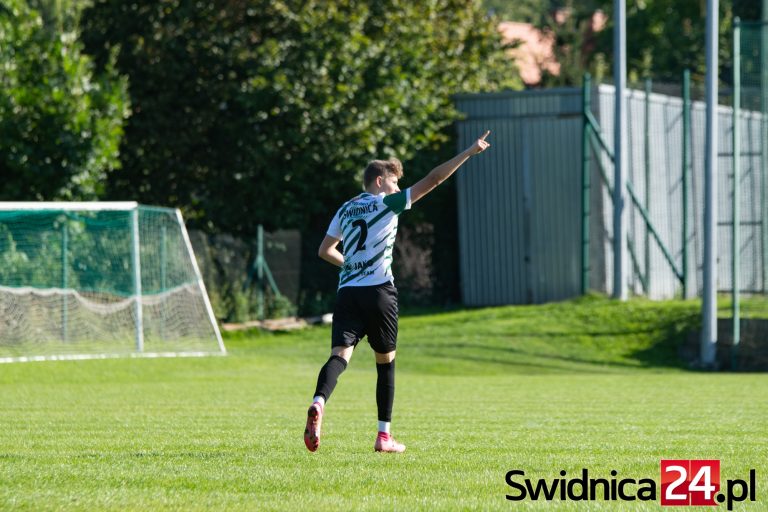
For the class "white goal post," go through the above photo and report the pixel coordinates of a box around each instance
[0,202,225,362]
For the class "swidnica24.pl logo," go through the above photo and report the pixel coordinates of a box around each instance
[505,460,757,510]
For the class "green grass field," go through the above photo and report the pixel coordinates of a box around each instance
[1,296,766,511]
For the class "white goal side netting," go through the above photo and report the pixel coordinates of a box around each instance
[0,203,225,362]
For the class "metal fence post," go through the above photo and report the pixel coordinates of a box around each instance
[644,77,652,294]
[613,0,628,301]
[762,10,768,293]
[701,0,720,367]
[131,207,144,353]
[682,69,691,299]
[257,224,264,320]
[160,223,167,340]
[733,19,741,368]
[582,74,592,295]
[61,220,68,342]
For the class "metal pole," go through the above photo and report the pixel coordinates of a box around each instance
[257,224,264,320]
[763,4,768,293]
[160,225,167,292]
[613,0,628,300]
[160,224,167,340]
[682,69,691,299]
[175,209,226,354]
[732,19,741,368]
[61,220,68,342]
[582,73,592,295]
[644,77,652,295]
[701,0,719,367]
[131,207,144,353]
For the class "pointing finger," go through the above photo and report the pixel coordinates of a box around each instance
[480,130,491,141]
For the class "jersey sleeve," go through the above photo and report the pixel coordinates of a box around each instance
[382,188,412,215]
[326,209,343,240]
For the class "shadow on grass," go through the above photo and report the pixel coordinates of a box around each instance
[411,317,698,372]
[413,342,643,371]
[399,294,768,373]
[227,295,708,373]
[410,346,628,374]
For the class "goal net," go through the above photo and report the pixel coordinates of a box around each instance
[0,202,225,362]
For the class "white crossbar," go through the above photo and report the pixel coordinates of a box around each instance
[0,202,139,211]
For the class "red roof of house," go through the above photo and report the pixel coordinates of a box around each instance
[498,21,560,86]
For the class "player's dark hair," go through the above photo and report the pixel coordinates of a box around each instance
[363,158,403,189]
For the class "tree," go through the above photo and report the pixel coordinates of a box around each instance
[0,0,128,200]
[80,0,519,235]
[536,0,606,87]
[484,0,550,23]
[585,0,761,86]
[514,0,757,88]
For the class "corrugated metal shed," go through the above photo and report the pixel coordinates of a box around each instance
[455,89,584,306]
[455,86,765,306]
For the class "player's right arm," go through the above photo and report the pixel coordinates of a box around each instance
[318,235,344,267]
[409,130,491,205]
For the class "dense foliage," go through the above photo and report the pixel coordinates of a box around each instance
[4,0,763,315]
[598,0,735,84]
[0,0,128,200]
[484,0,548,23]
[81,0,520,236]
[485,0,763,87]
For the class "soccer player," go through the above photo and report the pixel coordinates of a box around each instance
[304,131,491,453]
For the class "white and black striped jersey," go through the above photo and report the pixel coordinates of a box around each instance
[326,189,411,289]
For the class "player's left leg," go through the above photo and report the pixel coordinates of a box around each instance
[367,282,405,453]
[373,349,405,453]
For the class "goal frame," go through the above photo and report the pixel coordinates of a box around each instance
[0,202,225,362]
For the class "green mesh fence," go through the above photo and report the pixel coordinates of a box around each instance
[736,21,767,112]
[734,21,768,296]
[0,204,224,361]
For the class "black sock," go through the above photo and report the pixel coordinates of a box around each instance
[313,355,348,403]
[376,360,395,423]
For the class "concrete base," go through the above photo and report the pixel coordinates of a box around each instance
[681,319,768,371]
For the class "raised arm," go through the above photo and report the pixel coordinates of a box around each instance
[409,131,491,205]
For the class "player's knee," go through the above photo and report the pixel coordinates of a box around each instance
[374,350,395,364]
[331,345,354,362]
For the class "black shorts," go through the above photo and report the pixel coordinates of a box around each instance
[331,281,399,354]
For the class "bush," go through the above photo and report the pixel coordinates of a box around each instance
[81,0,519,235]
[0,0,129,200]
